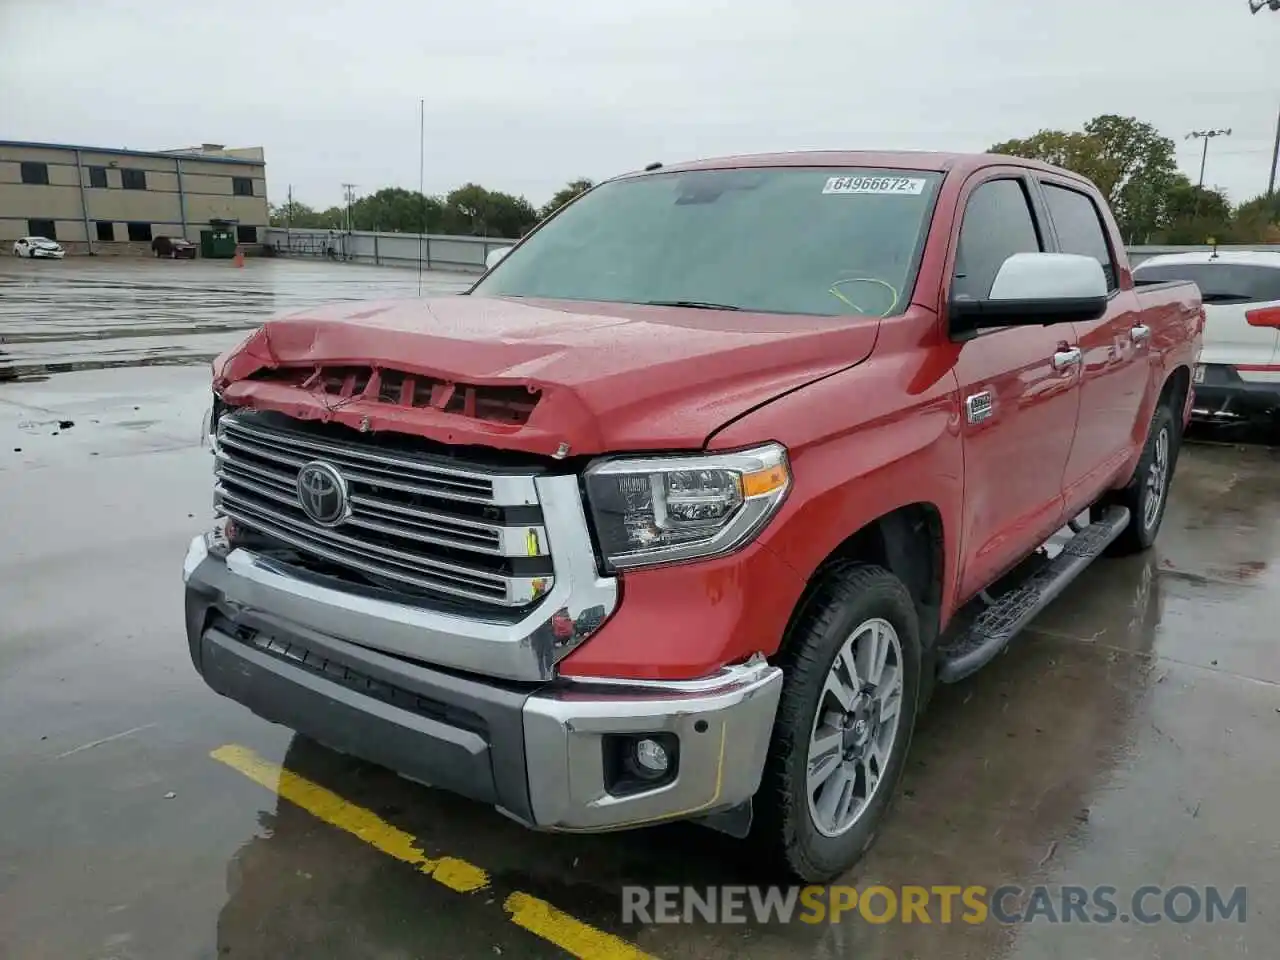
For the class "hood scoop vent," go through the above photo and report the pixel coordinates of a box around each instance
[248,364,542,426]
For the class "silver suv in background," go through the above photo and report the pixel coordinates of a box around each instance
[1134,251,1280,425]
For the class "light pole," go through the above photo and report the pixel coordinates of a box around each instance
[1254,1,1280,195]
[1270,111,1280,199]
[1186,129,1233,190]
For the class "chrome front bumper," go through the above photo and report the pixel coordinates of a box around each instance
[185,536,783,831]
[521,661,782,831]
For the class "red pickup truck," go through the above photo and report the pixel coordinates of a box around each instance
[184,151,1202,881]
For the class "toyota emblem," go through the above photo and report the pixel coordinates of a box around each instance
[296,461,349,526]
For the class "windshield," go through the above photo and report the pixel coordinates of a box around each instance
[473,167,943,317]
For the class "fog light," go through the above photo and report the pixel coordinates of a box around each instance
[634,738,670,777]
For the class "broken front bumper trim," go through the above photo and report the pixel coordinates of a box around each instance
[184,535,783,832]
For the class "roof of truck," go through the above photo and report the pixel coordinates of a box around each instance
[630,150,1085,180]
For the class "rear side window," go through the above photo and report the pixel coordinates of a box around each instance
[1042,184,1117,290]
[1134,262,1280,304]
[953,179,1042,302]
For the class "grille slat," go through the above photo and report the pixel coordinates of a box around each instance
[216,489,544,604]
[215,454,296,493]
[215,461,519,556]
[214,412,553,610]
[221,418,511,503]
[348,498,504,551]
[219,500,511,602]
[218,432,498,505]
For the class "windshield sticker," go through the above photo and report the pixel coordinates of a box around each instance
[823,176,927,196]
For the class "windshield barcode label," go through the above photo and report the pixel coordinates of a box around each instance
[823,176,927,196]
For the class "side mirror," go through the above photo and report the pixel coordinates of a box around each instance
[485,246,512,270]
[951,252,1108,335]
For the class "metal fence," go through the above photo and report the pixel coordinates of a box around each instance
[263,228,513,273]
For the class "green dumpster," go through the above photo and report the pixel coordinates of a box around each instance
[200,220,238,259]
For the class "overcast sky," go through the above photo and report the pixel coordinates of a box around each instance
[2,0,1277,209]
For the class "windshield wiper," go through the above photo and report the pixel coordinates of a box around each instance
[643,299,740,311]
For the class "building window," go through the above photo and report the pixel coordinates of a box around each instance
[232,177,254,197]
[21,162,50,185]
[126,222,153,242]
[88,166,108,188]
[28,219,57,240]
[121,168,147,190]
[96,221,115,242]
[236,225,258,243]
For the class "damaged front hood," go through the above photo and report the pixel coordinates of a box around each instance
[215,295,880,456]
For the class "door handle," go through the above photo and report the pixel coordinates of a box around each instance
[1052,347,1083,371]
[1131,324,1151,343]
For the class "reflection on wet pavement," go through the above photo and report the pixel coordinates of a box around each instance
[0,257,471,381]
[1,342,1277,957]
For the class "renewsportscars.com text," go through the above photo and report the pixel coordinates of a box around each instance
[622,884,1247,925]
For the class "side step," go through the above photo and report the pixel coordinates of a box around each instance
[937,505,1130,683]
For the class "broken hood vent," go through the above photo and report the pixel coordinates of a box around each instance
[247,365,541,426]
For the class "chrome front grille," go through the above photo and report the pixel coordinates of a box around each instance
[213,412,553,609]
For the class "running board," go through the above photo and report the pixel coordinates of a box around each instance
[937,505,1131,683]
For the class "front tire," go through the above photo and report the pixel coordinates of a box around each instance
[1105,403,1178,556]
[755,563,921,881]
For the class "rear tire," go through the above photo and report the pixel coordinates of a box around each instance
[1105,403,1178,556]
[754,563,921,882]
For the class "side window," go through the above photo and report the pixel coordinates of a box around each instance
[953,179,1042,303]
[1043,184,1117,290]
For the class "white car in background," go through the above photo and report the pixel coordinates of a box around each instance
[1133,251,1280,424]
[12,236,66,259]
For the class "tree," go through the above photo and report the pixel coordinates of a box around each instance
[345,188,444,233]
[539,178,594,220]
[269,200,333,229]
[1149,176,1232,244]
[1228,193,1280,242]
[992,115,1181,243]
[442,183,539,238]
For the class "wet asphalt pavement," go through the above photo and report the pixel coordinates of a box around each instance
[2,259,1278,959]
[0,257,469,381]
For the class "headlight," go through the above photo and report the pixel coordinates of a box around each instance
[584,443,790,571]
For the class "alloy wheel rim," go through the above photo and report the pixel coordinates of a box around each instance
[805,617,905,838]
[1143,426,1170,531]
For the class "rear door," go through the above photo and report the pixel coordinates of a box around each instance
[950,174,1082,602]
[1134,259,1280,385]
[1038,178,1146,508]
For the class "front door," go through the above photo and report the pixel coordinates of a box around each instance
[948,175,1082,602]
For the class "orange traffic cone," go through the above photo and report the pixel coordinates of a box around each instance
[233,246,245,268]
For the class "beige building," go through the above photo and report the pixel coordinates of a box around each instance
[0,140,268,252]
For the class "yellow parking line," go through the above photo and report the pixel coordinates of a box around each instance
[211,744,487,892]
[505,892,656,960]
[211,744,657,960]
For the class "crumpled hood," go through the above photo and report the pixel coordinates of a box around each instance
[215,295,880,456]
